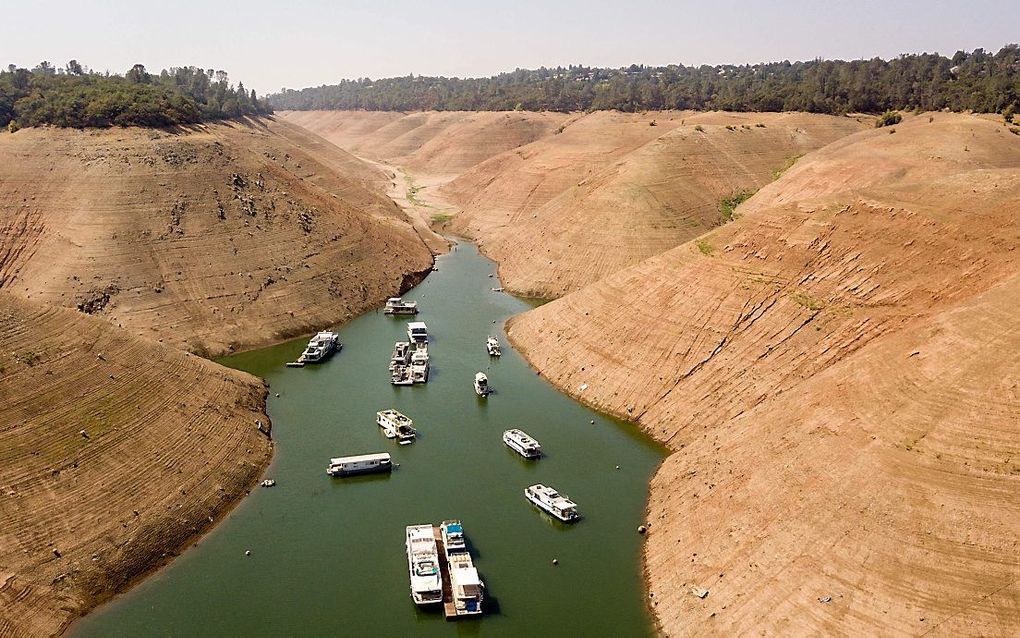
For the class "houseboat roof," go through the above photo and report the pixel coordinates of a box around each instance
[329,452,391,465]
[407,321,428,330]
[452,565,481,586]
[530,483,577,508]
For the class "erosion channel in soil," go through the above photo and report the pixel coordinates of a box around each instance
[72,242,665,636]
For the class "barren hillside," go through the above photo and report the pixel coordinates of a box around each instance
[281,110,867,298]
[462,112,867,297]
[279,110,572,179]
[0,292,272,637]
[508,113,1020,634]
[443,111,686,238]
[0,118,434,357]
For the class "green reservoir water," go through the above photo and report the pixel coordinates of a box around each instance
[73,242,665,637]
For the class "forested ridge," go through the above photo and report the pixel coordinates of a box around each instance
[269,45,1019,115]
[1,61,272,129]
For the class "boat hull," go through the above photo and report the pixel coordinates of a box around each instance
[326,462,391,477]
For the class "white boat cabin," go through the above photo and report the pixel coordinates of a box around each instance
[525,483,580,522]
[407,321,428,344]
[326,452,392,477]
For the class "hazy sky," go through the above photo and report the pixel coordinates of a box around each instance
[4,0,1016,95]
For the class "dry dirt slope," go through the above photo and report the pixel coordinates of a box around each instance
[508,113,1020,635]
[279,109,572,178]
[280,110,865,299]
[448,112,866,297]
[0,117,434,357]
[0,292,272,637]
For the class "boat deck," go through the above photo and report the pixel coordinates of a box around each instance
[432,527,457,619]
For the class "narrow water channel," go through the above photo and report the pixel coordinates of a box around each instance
[73,242,665,637]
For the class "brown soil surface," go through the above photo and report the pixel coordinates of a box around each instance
[447,112,866,297]
[282,110,865,298]
[508,113,1020,634]
[0,292,272,637]
[279,110,572,179]
[0,117,434,358]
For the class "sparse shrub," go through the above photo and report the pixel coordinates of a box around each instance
[755,123,766,128]
[725,124,736,131]
[1004,104,1015,124]
[929,116,934,123]
[7,120,19,133]
[696,239,714,256]
[719,191,753,221]
[1010,127,1020,136]
[888,128,896,134]
[555,124,565,134]
[772,154,803,179]
[694,124,705,132]
[792,292,824,311]
[875,110,902,128]
[649,119,657,126]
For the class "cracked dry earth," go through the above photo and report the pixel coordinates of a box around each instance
[508,113,1020,635]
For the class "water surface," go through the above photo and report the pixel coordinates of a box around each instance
[74,242,664,636]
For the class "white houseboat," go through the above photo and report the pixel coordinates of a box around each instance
[503,429,542,458]
[474,372,490,397]
[407,321,429,345]
[524,483,580,522]
[389,341,412,371]
[440,519,466,552]
[377,409,416,443]
[384,297,419,316]
[406,525,444,606]
[288,331,341,366]
[326,453,392,477]
[486,336,501,356]
[392,340,429,385]
[410,346,430,383]
[391,365,414,385]
[440,520,484,617]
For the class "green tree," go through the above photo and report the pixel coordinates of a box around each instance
[126,64,149,84]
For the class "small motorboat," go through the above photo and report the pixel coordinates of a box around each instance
[474,372,490,397]
[486,336,501,357]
